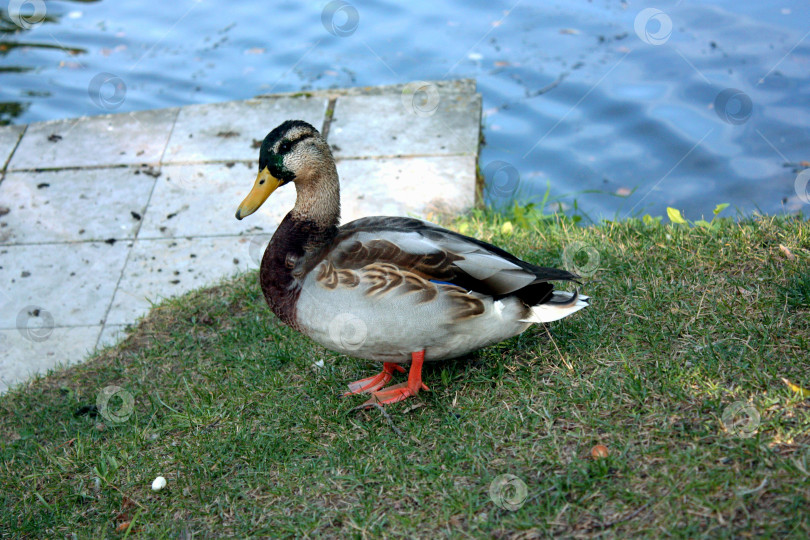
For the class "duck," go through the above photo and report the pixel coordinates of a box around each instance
[235,120,589,406]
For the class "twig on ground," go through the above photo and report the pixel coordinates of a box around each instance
[366,403,404,437]
[544,326,574,372]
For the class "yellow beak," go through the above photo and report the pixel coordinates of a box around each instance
[235,167,282,220]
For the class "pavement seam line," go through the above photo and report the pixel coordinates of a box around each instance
[1,125,28,176]
[2,233,276,248]
[92,111,179,350]
[157,107,181,165]
[3,152,477,173]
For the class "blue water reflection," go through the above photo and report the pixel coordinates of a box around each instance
[1,0,808,220]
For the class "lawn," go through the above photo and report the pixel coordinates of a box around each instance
[1,212,809,538]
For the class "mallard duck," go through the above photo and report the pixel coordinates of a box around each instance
[235,120,589,406]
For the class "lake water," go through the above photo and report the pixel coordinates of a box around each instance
[1,0,808,221]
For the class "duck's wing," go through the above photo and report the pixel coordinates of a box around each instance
[317,216,579,305]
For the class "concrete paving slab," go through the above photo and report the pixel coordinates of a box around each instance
[0,124,25,171]
[138,162,295,239]
[137,155,475,244]
[337,155,476,220]
[8,108,178,170]
[329,92,481,158]
[162,97,328,164]
[0,242,130,329]
[0,168,155,245]
[106,236,251,326]
[0,325,102,393]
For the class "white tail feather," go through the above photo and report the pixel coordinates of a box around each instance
[519,292,590,323]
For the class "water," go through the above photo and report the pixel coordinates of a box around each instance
[2,0,808,221]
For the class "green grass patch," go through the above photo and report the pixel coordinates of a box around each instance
[2,214,809,537]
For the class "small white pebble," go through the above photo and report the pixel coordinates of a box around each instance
[151,476,167,491]
[312,359,325,369]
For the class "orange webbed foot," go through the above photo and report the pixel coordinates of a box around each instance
[361,381,430,406]
[343,362,405,395]
[359,350,428,408]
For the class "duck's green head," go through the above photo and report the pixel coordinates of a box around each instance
[235,120,324,220]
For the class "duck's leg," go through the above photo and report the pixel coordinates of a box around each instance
[361,350,430,407]
[343,362,406,395]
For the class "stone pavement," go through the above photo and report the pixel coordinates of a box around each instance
[0,79,481,392]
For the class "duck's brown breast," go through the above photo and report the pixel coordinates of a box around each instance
[259,214,337,329]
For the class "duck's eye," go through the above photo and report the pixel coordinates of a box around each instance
[278,140,292,154]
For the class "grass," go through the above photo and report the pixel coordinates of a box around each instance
[1,212,809,538]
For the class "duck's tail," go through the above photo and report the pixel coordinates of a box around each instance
[519,290,590,323]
